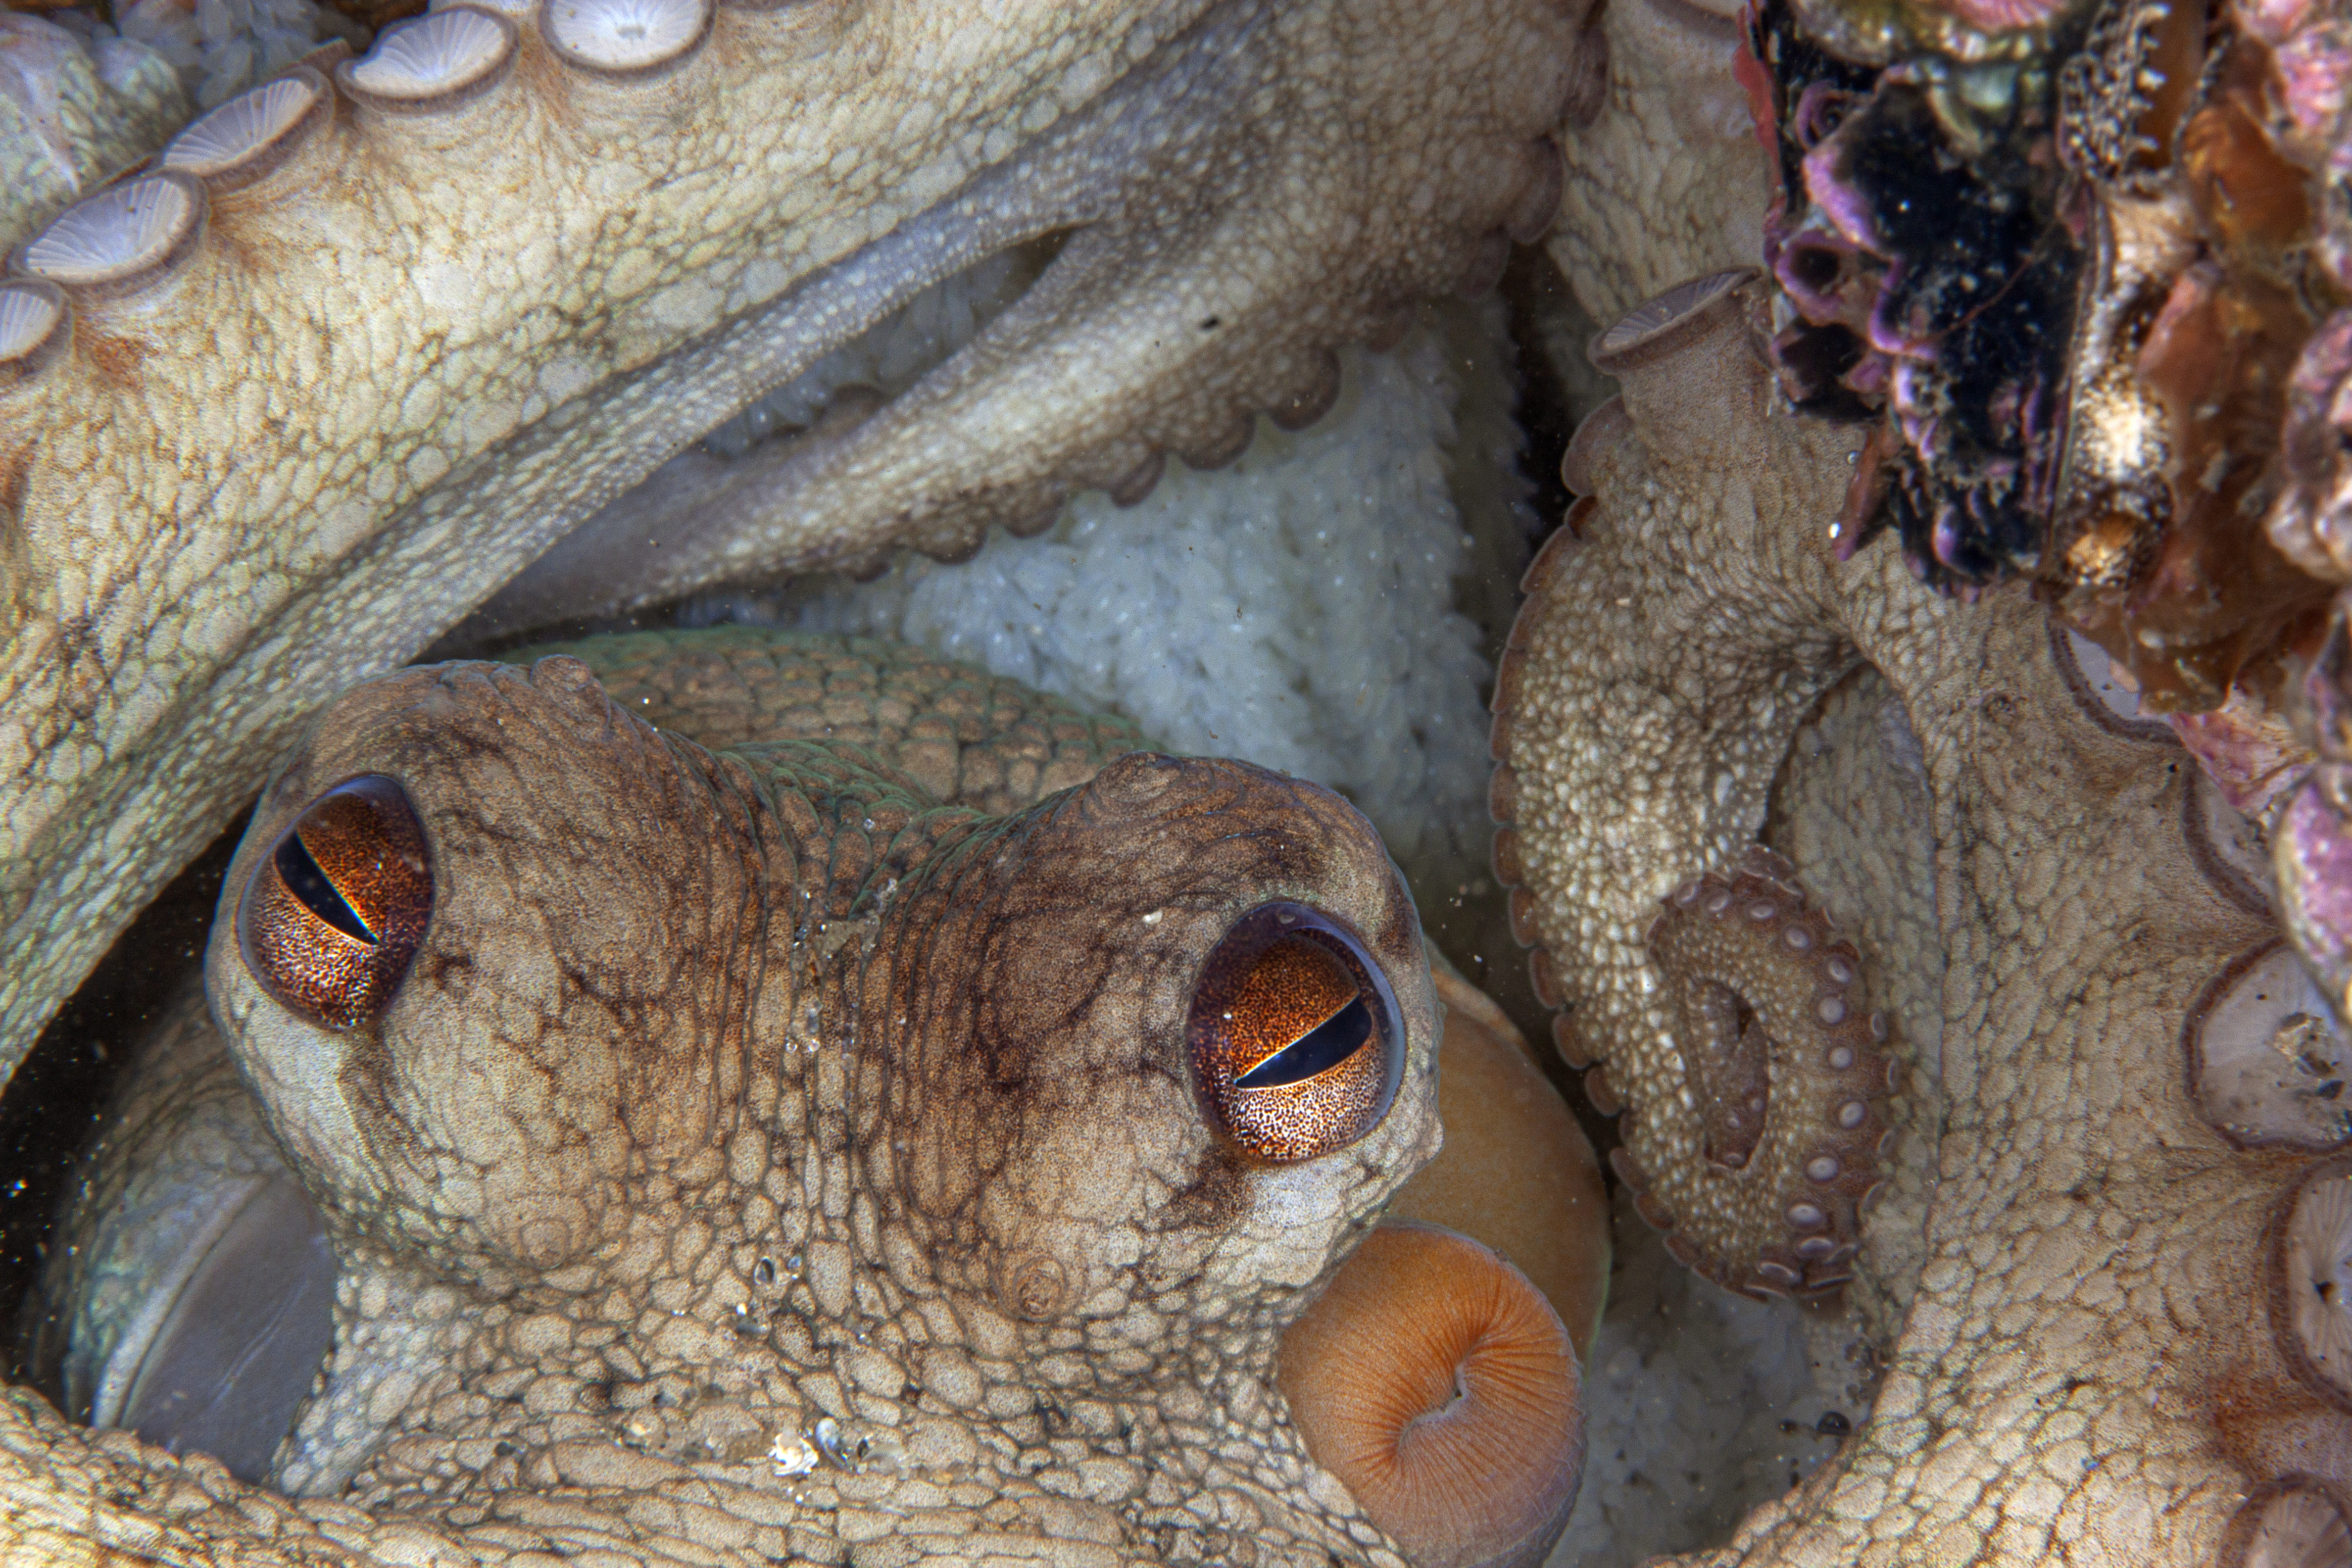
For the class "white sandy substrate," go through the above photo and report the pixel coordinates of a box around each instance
[1550,1187,1858,1566]
[686,302,1527,908]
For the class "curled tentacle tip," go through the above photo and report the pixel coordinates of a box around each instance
[1279,1221,1585,1568]
[1634,852,1891,1296]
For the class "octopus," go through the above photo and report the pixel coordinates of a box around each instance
[6,0,2352,1554]
[0,0,1586,1072]
[14,626,1608,1567]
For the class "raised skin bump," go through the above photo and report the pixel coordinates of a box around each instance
[0,0,1586,1093]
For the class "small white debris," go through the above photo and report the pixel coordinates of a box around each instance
[768,1431,818,1478]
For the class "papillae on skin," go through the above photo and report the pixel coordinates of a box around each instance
[1545,0,1768,328]
[0,0,1580,1078]
[16,629,1447,1567]
[1496,266,2350,1560]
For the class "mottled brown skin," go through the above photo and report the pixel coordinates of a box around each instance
[1494,274,2352,1560]
[11,630,1445,1566]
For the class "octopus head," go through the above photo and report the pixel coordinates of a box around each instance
[179,649,1610,1565]
[205,655,1441,1324]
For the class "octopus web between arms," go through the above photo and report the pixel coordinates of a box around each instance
[0,0,1585,1074]
[1494,270,2352,1561]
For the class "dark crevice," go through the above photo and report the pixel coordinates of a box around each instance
[1502,244,1579,544]
[0,812,247,1394]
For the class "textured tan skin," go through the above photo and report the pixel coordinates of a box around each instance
[0,13,191,247]
[11,631,1446,1566]
[1760,664,1947,1358]
[1492,276,2352,1559]
[0,0,1581,1084]
[31,633,1629,1568]
[1544,0,1772,328]
[25,630,1154,1417]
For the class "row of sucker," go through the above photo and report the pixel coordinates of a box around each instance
[1605,845,1894,1300]
[2050,593,2352,1559]
[0,0,1568,485]
[2245,607,2352,1561]
[2047,619,2352,1161]
[477,131,1571,625]
[0,0,713,365]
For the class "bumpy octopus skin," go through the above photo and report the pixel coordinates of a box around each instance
[1545,0,1772,329]
[1495,269,2352,1560]
[8,628,1460,1566]
[0,0,1581,1078]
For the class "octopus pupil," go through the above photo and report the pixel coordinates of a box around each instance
[1234,996,1372,1089]
[275,831,375,944]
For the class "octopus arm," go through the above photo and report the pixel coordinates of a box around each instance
[485,0,1574,623]
[1492,268,1876,1293]
[0,0,1580,1072]
[1505,268,2352,1562]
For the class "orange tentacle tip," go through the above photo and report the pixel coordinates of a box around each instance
[1279,1221,1585,1568]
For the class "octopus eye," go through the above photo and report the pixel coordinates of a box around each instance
[1187,902,1402,1161]
[237,775,432,1030]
